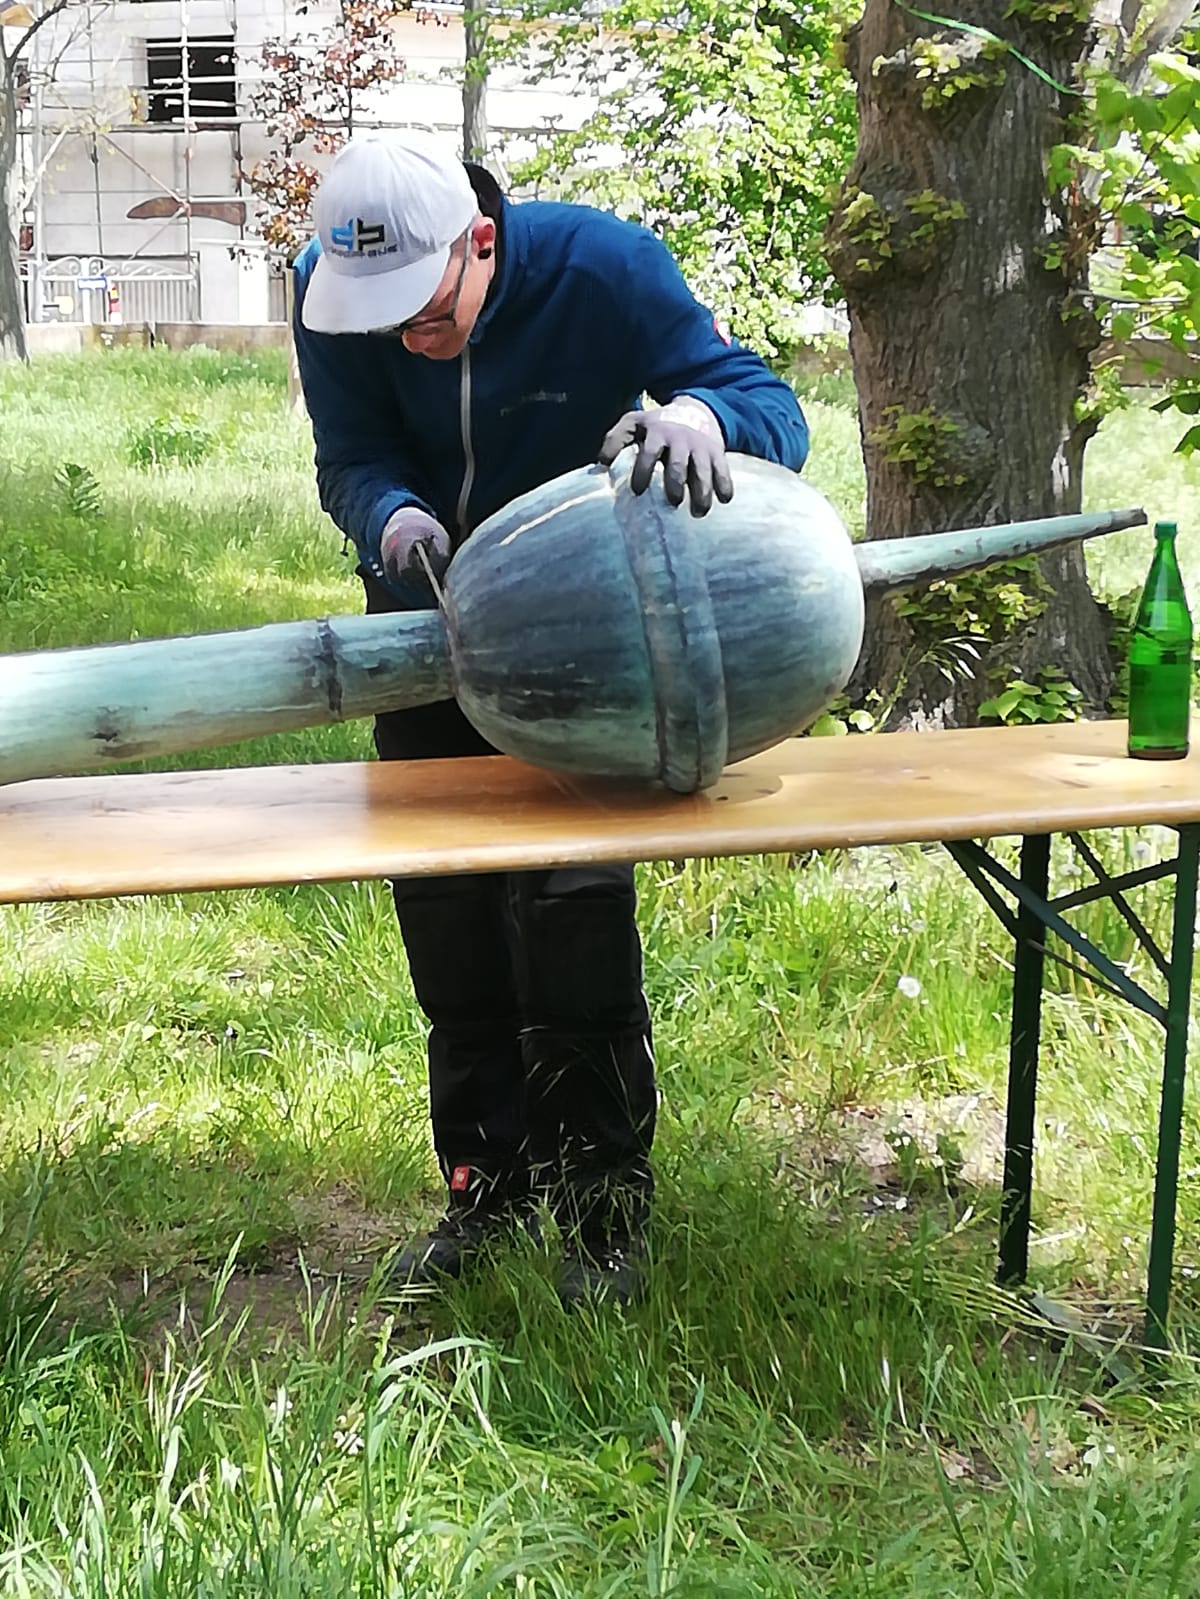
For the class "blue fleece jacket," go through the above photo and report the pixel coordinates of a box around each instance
[292,195,809,593]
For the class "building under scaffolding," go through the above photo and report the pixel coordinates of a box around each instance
[11,0,589,326]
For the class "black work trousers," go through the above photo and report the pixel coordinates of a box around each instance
[363,573,656,1243]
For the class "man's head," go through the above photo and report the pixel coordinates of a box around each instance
[301,131,497,360]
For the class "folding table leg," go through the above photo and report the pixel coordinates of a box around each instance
[998,832,1051,1287]
[1145,821,1200,1351]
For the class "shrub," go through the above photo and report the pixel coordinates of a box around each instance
[127,413,215,468]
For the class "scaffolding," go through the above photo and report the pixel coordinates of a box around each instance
[13,0,504,325]
[26,0,248,321]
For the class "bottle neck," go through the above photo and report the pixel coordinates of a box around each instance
[1137,528,1192,636]
[1150,534,1183,580]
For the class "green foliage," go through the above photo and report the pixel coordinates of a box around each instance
[866,405,967,486]
[977,668,1084,723]
[1074,356,1130,426]
[1104,583,1142,714]
[807,695,878,736]
[829,187,967,277]
[1050,47,1200,451]
[886,1126,965,1197]
[832,186,893,273]
[1153,384,1200,455]
[495,0,857,358]
[1003,0,1090,36]
[55,462,103,521]
[906,33,1008,109]
[905,189,968,241]
[0,349,331,660]
[891,562,1066,722]
[893,557,1050,643]
[127,412,217,470]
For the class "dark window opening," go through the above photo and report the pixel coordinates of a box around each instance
[146,37,236,123]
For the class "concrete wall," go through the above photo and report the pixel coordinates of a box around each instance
[25,321,288,355]
[154,321,288,350]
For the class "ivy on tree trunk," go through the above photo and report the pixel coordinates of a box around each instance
[827,0,1115,727]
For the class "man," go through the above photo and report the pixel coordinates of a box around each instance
[292,130,809,1306]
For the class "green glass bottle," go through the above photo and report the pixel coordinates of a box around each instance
[1127,520,1194,760]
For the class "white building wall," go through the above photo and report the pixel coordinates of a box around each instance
[13,0,598,324]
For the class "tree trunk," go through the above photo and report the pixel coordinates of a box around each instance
[827,0,1113,727]
[462,1,489,163]
[284,259,306,418]
[0,65,29,363]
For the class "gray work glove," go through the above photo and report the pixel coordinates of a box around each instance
[597,397,734,516]
[379,506,452,604]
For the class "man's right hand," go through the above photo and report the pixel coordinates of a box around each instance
[597,399,733,516]
[379,507,452,603]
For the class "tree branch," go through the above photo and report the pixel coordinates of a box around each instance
[1117,0,1200,89]
[11,0,77,64]
[1118,0,1141,50]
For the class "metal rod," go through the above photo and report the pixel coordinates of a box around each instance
[1052,855,1176,912]
[414,541,446,608]
[944,839,1018,939]
[1065,832,1170,982]
[954,839,1164,1024]
[1145,822,1200,1351]
[946,838,1153,1008]
[998,832,1051,1287]
[29,15,43,323]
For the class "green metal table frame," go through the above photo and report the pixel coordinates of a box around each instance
[945,823,1200,1350]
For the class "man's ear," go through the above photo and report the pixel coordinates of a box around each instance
[472,214,497,260]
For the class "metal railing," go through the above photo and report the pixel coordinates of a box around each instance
[23,256,200,324]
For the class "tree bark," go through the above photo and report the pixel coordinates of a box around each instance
[0,63,29,363]
[827,0,1113,727]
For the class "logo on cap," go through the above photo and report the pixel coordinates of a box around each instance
[329,217,396,258]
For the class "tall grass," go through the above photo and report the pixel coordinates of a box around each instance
[1,349,1200,1593]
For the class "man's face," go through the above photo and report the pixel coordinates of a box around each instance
[386,219,495,361]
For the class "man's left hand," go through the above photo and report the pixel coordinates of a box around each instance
[598,399,734,516]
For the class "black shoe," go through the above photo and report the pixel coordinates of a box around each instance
[389,1206,540,1287]
[557,1238,647,1308]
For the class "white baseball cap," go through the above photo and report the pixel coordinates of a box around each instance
[301,131,478,334]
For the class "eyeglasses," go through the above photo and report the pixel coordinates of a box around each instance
[387,231,473,337]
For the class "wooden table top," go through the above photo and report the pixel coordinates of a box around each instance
[2,719,1199,904]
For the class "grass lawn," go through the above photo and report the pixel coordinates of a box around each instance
[2,349,1200,1593]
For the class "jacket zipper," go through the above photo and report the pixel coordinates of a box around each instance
[455,345,476,540]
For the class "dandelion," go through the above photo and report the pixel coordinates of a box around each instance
[897,974,922,999]
[334,1408,365,1456]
